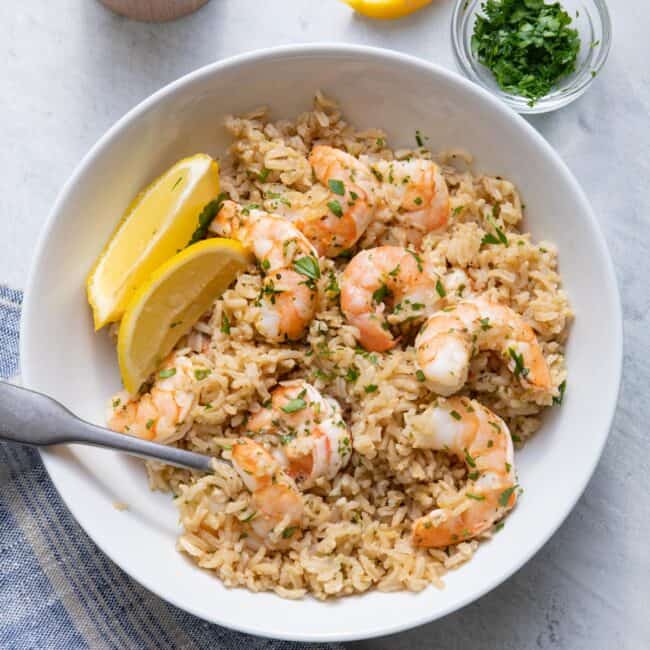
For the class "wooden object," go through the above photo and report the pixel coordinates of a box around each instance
[99,0,210,22]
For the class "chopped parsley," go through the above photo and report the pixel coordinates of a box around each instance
[508,347,529,379]
[466,492,486,501]
[187,192,228,246]
[471,0,581,106]
[479,317,491,331]
[145,419,154,430]
[345,367,360,383]
[481,220,509,247]
[415,129,426,147]
[258,167,270,182]
[464,448,477,467]
[327,199,343,218]
[261,258,271,271]
[112,398,121,408]
[372,283,391,304]
[221,313,231,335]
[416,369,426,382]
[498,485,517,507]
[281,392,307,414]
[553,379,567,405]
[406,249,424,272]
[452,205,464,217]
[194,369,210,381]
[435,278,446,298]
[293,256,321,281]
[364,384,378,393]
[158,368,176,379]
[450,410,462,421]
[282,526,297,539]
[414,196,423,206]
[328,179,345,196]
[280,433,296,445]
[325,271,340,296]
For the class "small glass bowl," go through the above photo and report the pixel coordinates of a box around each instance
[451,0,612,114]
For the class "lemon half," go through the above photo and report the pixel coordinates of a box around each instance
[87,154,220,329]
[117,238,252,394]
[341,0,432,19]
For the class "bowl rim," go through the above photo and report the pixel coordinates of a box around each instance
[450,0,613,114]
[20,42,623,642]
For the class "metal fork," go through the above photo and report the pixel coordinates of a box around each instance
[0,381,215,473]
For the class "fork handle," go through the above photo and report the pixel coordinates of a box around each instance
[0,381,214,473]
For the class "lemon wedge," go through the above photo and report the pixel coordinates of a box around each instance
[341,0,432,19]
[87,153,221,329]
[117,238,252,395]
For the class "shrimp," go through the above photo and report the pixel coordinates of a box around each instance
[408,397,517,548]
[248,380,351,488]
[230,438,304,545]
[375,158,450,246]
[210,200,320,341]
[108,354,195,444]
[340,245,440,352]
[293,145,380,257]
[415,296,551,395]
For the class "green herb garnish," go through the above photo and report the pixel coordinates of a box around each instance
[464,448,477,467]
[416,369,426,382]
[508,347,529,379]
[327,200,343,218]
[364,384,378,393]
[293,256,321,281]
[328,179,345,196]
[158,368,176,379]
[471,0,581,106]
[282,526,297,539]
[194,369,210,381]
[187,193,228,246]
[345,367,360,383]
[466,492,486,501]
[553,379,567,405]
[481,219,509,247]
[372,283,391,304]
[221,313,231,335]
[435,278,446,298]
[281,396,307,414]
[498,485,517,507]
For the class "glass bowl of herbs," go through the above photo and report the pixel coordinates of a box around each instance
[451,0,611,114]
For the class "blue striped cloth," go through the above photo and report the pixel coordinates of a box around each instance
[0,285,342,650]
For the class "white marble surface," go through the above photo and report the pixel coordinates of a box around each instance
[1,1,648,647]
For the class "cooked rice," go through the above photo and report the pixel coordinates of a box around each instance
[114,93,571,600]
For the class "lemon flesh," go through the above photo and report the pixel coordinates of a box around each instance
[87,154,220,329]
[341,0,432,19]
[117,238,252,395]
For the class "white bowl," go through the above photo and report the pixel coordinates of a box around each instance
[20,44,622,642]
